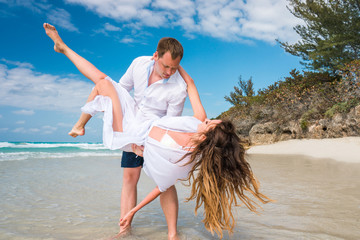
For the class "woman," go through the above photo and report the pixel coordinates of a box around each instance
[119,69,272,239]
[44,23,272,239]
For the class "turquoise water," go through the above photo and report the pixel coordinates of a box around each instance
[0,142,122,161]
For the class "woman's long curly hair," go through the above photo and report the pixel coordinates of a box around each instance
[182,120,272,239]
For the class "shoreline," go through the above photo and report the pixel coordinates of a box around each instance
[247,136,360,163]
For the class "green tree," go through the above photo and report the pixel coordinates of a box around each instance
[278,0,360,72]
[224,76,254,106]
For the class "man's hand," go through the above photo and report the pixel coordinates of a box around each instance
[131,144,144,157]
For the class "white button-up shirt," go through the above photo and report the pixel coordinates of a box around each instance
[119,56,187,118]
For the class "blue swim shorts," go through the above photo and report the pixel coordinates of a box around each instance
[121,151,144,168]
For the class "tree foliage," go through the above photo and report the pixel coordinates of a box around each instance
[278,0,360,72]
[221,66,359,124]
[224,76,255,106]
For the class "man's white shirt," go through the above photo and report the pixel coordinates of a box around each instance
[119,56,187,118]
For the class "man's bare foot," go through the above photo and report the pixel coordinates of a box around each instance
[168,233,180,240]
[68,126,85,138]
[43,23,67,53]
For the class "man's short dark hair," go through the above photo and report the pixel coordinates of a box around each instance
[157,37,183,60]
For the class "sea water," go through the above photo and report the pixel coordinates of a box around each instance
[1,142,359,239]
[0,142,120,162]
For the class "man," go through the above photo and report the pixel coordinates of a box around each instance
[118,37,187,239]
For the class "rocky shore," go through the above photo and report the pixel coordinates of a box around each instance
[235,104,360,146]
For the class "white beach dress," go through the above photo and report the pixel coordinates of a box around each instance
[143,116,201,192]
[81,77,201,192]
[81,77,159,152]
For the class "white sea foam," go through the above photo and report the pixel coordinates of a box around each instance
[0,142,15,148]
[0,142,105,149]
[0,142,121,161]
[0,151,122,162]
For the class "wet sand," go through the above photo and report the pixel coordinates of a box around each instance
[1,153,359,239]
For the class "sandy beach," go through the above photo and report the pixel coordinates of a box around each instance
[247,136,360,163]
[1,141,360,239]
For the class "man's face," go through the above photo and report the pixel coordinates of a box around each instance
[153,51,181,79]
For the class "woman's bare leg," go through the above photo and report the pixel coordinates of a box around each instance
[69,79,123,137]
[68,84,98,137]
[96,80,123,132]
[43,23,106,84]
[68,113,91,137]
[68,86,99,137]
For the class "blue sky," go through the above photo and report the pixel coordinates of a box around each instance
[0,0,304,142]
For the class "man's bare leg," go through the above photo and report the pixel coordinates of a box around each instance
[43,23,106,84]
[160,186,179,240]
[118,167,141,234]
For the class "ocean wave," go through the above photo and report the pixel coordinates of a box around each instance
[0,142,106,150]
[0,151,122,162]
[0,142,123,161]
[0,142,15,148]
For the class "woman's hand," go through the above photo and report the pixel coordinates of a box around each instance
[178,65,194,86]
[119,209,136,230]
[131,144,144,157]
[177,66,206,121]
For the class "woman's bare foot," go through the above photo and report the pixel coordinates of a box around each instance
[110,227,131,240]
[68,126,85,138]
[43,23,67,53]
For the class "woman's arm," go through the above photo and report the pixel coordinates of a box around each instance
[131,144,144,157]
[178,66,207,121]
[119,187,162,229]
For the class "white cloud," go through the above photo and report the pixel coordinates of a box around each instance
[46,8,79,32]
[120,37,135,44]
[13,110,35,115]
[104,22,121,32]
[43,125,57,131]
[42,125,58,134]
[0,58,34,68]
[16,120,25,124]
[29,128,40,133]
[11,126,57,134]
[94,23,122,36]
[0,59,94,113]
[13,127,25,133]
[57,122,73,127]
[66,0,158,24]
[2,0,50,14]
[2,1,78,32]
[3,0,302,43]
[64,0,302,43]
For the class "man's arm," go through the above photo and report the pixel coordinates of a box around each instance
[165,70,188,116]
[119,59,136,92]
[166,89,187,117]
